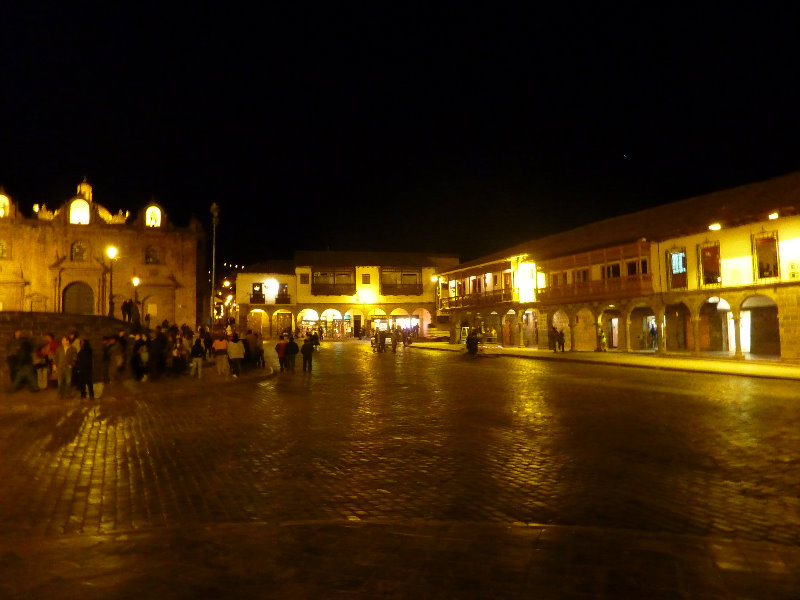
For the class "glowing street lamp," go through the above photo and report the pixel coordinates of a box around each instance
[107,246,118,317]
[132,276,140,302]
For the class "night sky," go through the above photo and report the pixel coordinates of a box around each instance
[2,5,798,265]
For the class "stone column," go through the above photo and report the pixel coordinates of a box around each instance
[732,309,743,358]
[569,312,577,352]
[656,307,666,354]
[624,318,632,352]
[692,316,702,355]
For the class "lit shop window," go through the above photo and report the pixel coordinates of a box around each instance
[0,196,9,218]
[69,199,90,224]
[699,242,721,286]
[146,206,162,227]
[753,232,779,279]
[668,249,687,289]
[0,239,8,259]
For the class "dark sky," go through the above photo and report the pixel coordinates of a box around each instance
[2,5,798,265]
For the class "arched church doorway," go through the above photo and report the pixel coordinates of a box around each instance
[63,281,94,315]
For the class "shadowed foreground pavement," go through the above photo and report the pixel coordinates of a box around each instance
[0,341,799,599]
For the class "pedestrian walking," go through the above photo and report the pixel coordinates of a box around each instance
[212,334,229,376]
[275,335,287,372]
[301,336,314,372]
[9,332,38,392]
[227,334,245,378]
[284,336,299,372]
[73,338,94,400]
[189,337,205,378]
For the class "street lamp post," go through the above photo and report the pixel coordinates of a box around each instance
[107,246,118,317]
[210,203,220,327]
[132,276,140,303]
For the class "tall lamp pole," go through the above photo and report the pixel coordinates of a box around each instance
[210,203,220,327]
[132,277,140,303]
[107,246,118,317]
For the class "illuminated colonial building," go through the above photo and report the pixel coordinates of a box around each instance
[0,180,202,326]
[236,251,459,338]
[436,171,800,359]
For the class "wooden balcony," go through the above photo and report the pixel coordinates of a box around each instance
[439,288,514,310]
[381,283,424,296]
[275,294,292,304]
[536,274,653,303]
[311,283,357,296]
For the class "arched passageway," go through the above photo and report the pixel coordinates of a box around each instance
[665,302,691,351]
[742,295,780,356]
[629,305,657,350]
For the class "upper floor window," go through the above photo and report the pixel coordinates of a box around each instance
[0,239,8,259]
[145,206,162,227]
[362,273,370,284]
[625,259,649,276]
[753,232,779,279]
[300,273,310,284]
[603,264,621,279]
[145,246,161,264]
[574,268,589,283]
[71,241,87,261]
[667,248,687,289]
[699,242,721,286]
[69,199,90,224]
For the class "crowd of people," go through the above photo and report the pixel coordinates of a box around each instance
[5,323,271,397]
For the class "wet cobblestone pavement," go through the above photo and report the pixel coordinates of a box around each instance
[0,341,799,598]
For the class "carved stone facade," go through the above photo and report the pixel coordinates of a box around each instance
[0,180,202,327]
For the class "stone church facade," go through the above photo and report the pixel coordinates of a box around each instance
[0,180,202,327]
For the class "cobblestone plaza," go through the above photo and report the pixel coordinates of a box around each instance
[0,342,799,598]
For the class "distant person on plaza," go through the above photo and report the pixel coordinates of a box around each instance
[301,336,314,372]
[312,330,320,350]
[36,332,58,390]
[73,338,94,400]
[212,333,229,376]
[391,328,399,353]
[284,336,299,372]
[275,335,288,372]
[227,333,245,378]
[557,329,566,352]
[188,337,205,378]
[54,336,77,397]
[466,329,479,357]
[650,322,658,349]
[130,301,141,331]
[6,329,25,383]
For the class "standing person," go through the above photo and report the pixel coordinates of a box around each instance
[73,338,94,400]
[275,335,287,372]
[284,336,299,372]
[650,321,658,350]
[557,329,566,352]
[466,329,479,357]
[227,334,245,378]
[301,336,314,372]
[189,337,205,379]
[54,336,77,397]
[6,330,24,384]
[36,332,58,391]
[391,328,399,353]
[130,301,141,331]
[212,333,229,376]
[312,330,320,351]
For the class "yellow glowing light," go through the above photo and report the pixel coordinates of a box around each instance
[69,199,91,224]
[33,204,39,213]
[431,276,439,282]
[222,280,231,287]
[145,206,162,227]
[708,223,722,231]
[132,277,140,287]
[106,246,118,260]
[769,212,779,220]
[517,262,537,303]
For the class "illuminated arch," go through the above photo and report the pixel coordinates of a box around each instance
[69,199,91,224]
[0,195,9,218]
[145,206,162,227]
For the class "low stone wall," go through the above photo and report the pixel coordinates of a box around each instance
[0,312,131,384]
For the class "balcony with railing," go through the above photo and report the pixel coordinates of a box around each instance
[310,283,357,296]
[381,283,424,296]
[536,274,653,303]
[248,293,293,305]
[439,288,514,310]
[275,293,292,304]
